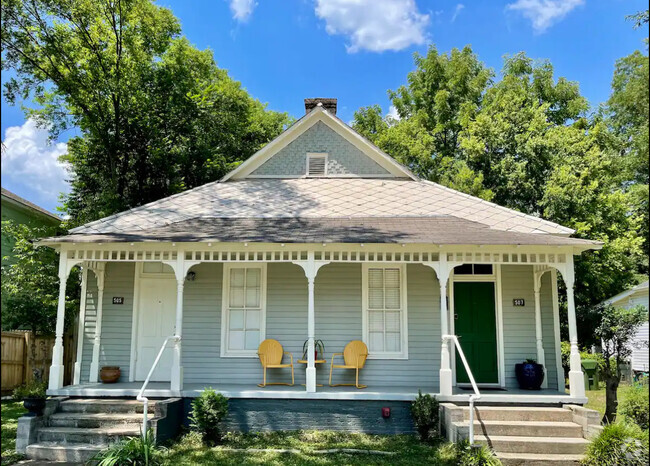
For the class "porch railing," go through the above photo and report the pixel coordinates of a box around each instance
[443,334,481,445]
[137,334,180,437]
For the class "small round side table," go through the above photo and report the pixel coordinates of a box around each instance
[297,359,327,387]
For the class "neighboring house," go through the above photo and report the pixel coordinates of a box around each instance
[35,99,603,450]
[1,187,61,265]
[603,281,649,373]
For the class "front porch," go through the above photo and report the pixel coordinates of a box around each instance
[48,381,585,404]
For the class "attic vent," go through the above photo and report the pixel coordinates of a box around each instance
[306,153,328,177]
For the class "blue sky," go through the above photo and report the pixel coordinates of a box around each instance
[1,0,648,214]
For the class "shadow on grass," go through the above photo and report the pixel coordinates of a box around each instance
[1,400,26,465]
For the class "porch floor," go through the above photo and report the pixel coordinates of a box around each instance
[48,383,586,404]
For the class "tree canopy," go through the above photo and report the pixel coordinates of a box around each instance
[1,0,290,226]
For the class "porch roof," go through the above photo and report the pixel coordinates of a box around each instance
[45,216,598,247]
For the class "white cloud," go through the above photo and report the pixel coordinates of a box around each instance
[451,3,464,22]
[315,0,430,53]
[506,0,584,33]
[1,119,70,201]
[228,0,256,22]
[386,105,401,121]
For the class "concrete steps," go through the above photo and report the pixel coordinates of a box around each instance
[444,404,600,465]
[24,397,181,463]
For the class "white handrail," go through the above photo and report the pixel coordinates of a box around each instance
[137,335,180,437]
[443,334,481,446]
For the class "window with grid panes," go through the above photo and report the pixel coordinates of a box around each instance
[364,265,407,358]
[221,265,265,356]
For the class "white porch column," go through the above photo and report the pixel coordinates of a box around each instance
[533,268,548,389]
[73,268,88,385]
[424,255,453,396]
[562,256,585,399]
[49,254,69,390]
[89,265,106,383]
[293,252,329,393]
[171,258,185,392]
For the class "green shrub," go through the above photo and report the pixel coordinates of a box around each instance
[12,380,46,401]
[619,385,649,430]
[455,440,502,465]
[91,430,161,466]
[189,388,229,445]
[582,422,649,465]
[410,390,440,442]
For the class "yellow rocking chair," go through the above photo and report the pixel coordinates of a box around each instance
[329,340,368,389]
[257,339,294,387]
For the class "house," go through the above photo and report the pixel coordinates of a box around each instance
[1,187,61,266]
[27,98,604,463]
[602,281,649,374]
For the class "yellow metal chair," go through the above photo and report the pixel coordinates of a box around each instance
[257,339,294,387]
[329,340,368,389]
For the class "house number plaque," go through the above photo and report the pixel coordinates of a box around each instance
[513,298,525,306]
[112,297,124,305]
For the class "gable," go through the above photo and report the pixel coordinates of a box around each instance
[222,105,416,181]
[249,121,391,178]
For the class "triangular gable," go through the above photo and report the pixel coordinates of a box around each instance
[221,105,417,181]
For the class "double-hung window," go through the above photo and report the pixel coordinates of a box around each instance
[221,264,266,357]
[362,264,408,359]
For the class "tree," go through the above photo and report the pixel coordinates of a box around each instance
[1,0,290,226]
[594,304,647,424]
[1,220,80,335]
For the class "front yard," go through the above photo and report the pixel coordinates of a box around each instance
[1,400,25,465]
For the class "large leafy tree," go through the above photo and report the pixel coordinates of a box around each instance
[1,0,290,225]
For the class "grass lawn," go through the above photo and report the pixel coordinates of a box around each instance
[585,382,639,416]
[1,400,26,465]
[160,431,462,466]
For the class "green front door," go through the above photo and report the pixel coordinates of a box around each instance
[454,282,499,384]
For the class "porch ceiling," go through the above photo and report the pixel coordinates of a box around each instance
[43,216,599,248]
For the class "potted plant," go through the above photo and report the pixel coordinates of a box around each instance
[302,339,325,361]
[100,366,121,383]
[13,380,47,416]
[515,358,545,390]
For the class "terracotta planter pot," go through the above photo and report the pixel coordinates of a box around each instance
[23,398,46,417]
[100,366,121,383]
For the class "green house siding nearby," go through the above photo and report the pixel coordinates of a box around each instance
[79,262,558,390]
[250,121,391,177]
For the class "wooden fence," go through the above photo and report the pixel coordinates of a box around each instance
[1,331,76,394]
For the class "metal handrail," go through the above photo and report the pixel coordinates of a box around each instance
[443,334,481,445]
[137,335,180,437]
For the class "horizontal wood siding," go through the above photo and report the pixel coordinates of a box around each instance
[80,272,98,382]
[501,265,558,389]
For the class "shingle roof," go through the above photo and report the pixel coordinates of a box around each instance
[69,178,574,237]
[1,187,61,221]
[53,217,597,246]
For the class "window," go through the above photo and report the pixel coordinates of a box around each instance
[362,264,408,359]
[453,264,493,276]
[221,264,266,357]
[306,153,328,177]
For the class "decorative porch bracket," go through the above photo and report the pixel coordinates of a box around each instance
[533,266,551,389]
[423,256,463,397]
[88,263,107,383]
[162,258,201,393]
[49,255,84,390]
[293,252,330,393]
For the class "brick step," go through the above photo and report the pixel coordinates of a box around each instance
[37,426,140,445]
[49,412,153,429]
[474,435,589,455]
[462,406,574,422]
[26,442,105,463]
[457,420,583,438]
[58,398,155,414]
[496,452,584,466]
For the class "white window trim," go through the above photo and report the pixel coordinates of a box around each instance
[362,263,408,360]
[220,263,267,358]
[306,152,328,177]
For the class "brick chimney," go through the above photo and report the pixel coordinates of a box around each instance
[304,98,337,116]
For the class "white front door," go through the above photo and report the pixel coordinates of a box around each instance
[135,278,177,381]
